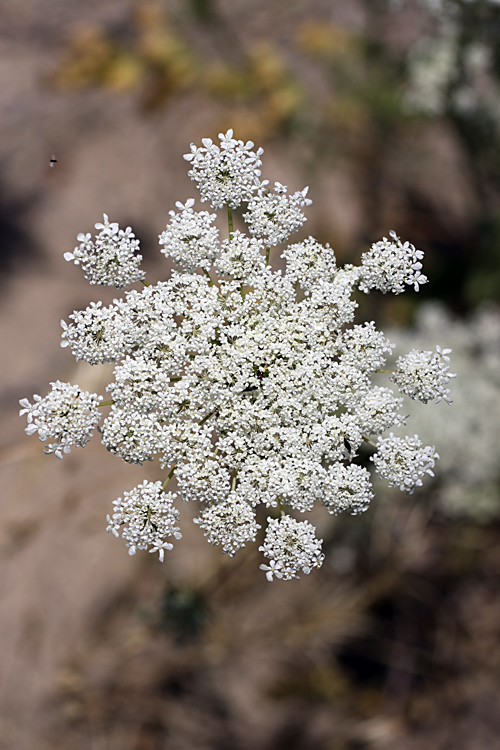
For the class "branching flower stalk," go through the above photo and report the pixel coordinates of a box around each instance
[20,129,456,581]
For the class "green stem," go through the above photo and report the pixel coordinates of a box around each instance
[202,268,214,286]
[141,279,150,287]
[231,470,238,491]
[227,204,234,239]
[265,245,270,266]
[199,406,219,426]
[362,435,378,448]
[162,464,177,490]
[375,369,395,374]
[99,400,114,407]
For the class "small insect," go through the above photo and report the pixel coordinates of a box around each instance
[343,437,354,461]
[49,155,57,168]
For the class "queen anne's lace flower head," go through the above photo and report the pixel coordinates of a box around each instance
[60,301,127,364]
[159,199,219,271]
[259,516,325,581]
[243,182,312,247]
[183,130,263,209]
[353,386,406,436]
[19,381,102,459]
[64,214,145,288]
[392,345,456,404]
[358,230,428,294]
[323,463,374,515]
[193,495,261,556]
[214,231,266,282]
[21,130,455,580]
[282,237,337,290]
[106,480,181,561]
[372,433,439,492]
[340,322,395,372]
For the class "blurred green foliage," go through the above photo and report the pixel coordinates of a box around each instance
[158,585,209,642]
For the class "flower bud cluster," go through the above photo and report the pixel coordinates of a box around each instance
[323,463,374,515]
[64,214,145,288]
[20,130,455,580]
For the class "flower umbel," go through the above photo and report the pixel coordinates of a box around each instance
[194,495,261,557]
[19,381,102,459]
[21,129,455,579]
[359,230,428,294]
[183,129,263,209]
[372,433,439,492]
[106,480,181,561]
[392,345,456,404]
[64,214,145,288]
[259,516,325,581]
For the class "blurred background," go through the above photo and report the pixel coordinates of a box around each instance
[2,0,500,747]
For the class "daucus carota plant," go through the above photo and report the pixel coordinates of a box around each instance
[20,130,455,581]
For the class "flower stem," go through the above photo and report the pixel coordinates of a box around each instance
[99,400,114,407]
[265,246,270,266]
[199,406,219,426]
[362,435,377,448]
[163,464,177,490]
[203,268,214,286]
[227,204,233,239]
[375,369,395,374]
[141,279,150,287]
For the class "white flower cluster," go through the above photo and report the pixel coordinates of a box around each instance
[193,495,261,557]
[372,433,439,492]
[243,182,312,247]
[19,381,102,459]
[385,302,500,520]
[323,463,374,515]
[106,480,181,561]
[20,130,454,580]
[259,516,325,581]
[183,129,263,209]
[358,231,428,294]
[64,214,145,288]
[60,301,126,364]
[159,199,219,271]
[404,21,459,116]
[393,345,456,404]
